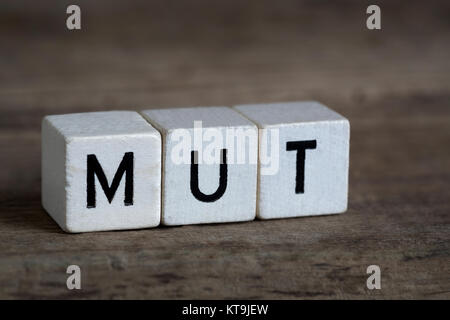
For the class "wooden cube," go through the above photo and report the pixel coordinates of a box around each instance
[41,111,161,233]
[141,106,258,226]
[234,101,350,219]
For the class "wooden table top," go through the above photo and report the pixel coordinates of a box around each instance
[0,0,449,299]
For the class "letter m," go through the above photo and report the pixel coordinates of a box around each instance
[86,152,134,208]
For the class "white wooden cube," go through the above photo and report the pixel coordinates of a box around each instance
[233,101,350,219]
[41,111,161,233]
[141,106,258,226]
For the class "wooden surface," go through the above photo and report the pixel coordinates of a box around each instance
[0,0,449,299]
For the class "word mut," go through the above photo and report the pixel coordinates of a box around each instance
[42,102,349,233]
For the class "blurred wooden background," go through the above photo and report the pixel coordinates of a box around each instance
[0,0,449,299]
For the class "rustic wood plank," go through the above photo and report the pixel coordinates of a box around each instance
[0,0,449,299]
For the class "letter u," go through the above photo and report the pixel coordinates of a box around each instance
[190,149,227,202]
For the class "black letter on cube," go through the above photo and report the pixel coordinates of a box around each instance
[86,152,134,208]
[190,149,227,202]
[286,140,317,194]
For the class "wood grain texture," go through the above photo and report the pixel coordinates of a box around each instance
[0,0,449,299]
